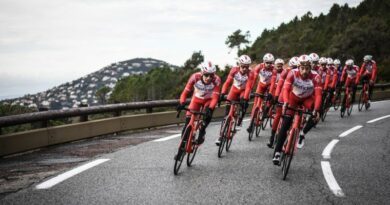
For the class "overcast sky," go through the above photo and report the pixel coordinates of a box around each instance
[0,0,363,99]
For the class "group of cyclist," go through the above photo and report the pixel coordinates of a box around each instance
[176,53,377,165]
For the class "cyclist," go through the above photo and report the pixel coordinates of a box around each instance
[216,55,253,145]
[334,59,343,85]
[323,58,338,106]
[267,57,298,148]
[317,57,328,87]
[177,61,221,145]
[273,55,322,165]
[246,53,276,133]
[309,53,320,74]
[340,59,359,111]
[356,55,377,108]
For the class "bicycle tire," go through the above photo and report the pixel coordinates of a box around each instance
[218,119,229,158]
[358,89,364,111]
[256,109,263,137]
[174,127,190,175]
[333,92,341,110]
[226,119,234,152]
[186,137,198,166]
[347,101,353,116]
[282,129,298,180]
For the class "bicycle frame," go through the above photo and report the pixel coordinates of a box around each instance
[178,108,204,153]
[223,100,242,139]
[283,106,311,155]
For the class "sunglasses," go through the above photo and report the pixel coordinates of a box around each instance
[265,62,273,65]
[203,73,214,78]
[241,65,249,69]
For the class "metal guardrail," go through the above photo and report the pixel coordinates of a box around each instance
[0,83,389,129]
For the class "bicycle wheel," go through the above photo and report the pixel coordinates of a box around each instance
[256,110,263,137]
[218,119,229,158]
[174,127,190,175]
[282,129,298,180]
[358,89,364,111]
[186,134,198,167]
[333,92,341,110]
[226,120,235,152]
[248,108,258,141]
[347,102,353,116]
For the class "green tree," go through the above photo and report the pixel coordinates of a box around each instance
[183,51,204,70]
[225,29,251,55]
[95,86,111,104]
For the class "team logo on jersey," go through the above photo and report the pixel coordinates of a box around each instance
[233,72,248,89]
[259,69,273,83]
[292,78,314,98]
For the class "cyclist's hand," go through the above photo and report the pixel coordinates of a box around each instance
[274,95,279,104]
[282,102,288,114]
[176,103,185,111]
[369,79,374,86]
[240,98,249,109]
[313,111,320,122]
[205,107,213,119]
[267,93,273,102]
[219,93,226,102]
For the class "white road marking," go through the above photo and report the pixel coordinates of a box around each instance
[321,161,345,197]
[36,159,110,189]
[367,115,390,123]
[322,139,339,159]
[153,134,181,142]
[339,125,363,137]
[242,118,251,122]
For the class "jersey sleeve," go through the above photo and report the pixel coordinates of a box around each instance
[244,71,255,100]
[179,74,196,104]
[209,76,221,109]
[371,62,377,82]
[221,68,234,94]
[324,70,330,90]
[313,74,323,111]
[331,69,338,88]
[282,71,294,103]
[269,70,278,96]
[340,66,347,83]
[275,69,288,97]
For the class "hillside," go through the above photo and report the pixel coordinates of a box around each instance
[243,0,390,81]
[1,58,178,110]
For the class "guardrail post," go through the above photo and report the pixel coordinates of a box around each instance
[79,99,89,122]
[38,107,49,128]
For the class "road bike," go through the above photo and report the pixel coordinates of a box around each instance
[279,105,312,180]
[248,93,270,141]
[217,99,244,158]
[174,107,206,175]
[340,85,354,118]
[320,90,332,122]
[358,80,370,111]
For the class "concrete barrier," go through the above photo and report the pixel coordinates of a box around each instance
[1,90,389,157]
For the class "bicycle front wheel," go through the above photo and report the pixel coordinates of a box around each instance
[226,120,235,152]
[218,118,229,158]
[282,129,298,180]
[333,92,341,110]
[174,127,190,175]
[186,137,198,166]
[358,90,364,111]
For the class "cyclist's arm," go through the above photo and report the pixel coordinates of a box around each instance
[356,63,365,84]
[221,69,234,94]
[275,69,288,97]
[371,62,377,82]
[209,77,221,109]
[340,66,347,83]
[179,74,196,104]
[313,75,323,112]
[244,71,255,100]
[324,70,331,90]
[331,69,338,89]
[269,70,278,96]
[282,71,294,103]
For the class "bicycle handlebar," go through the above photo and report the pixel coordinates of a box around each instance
[176,108,207,118]
[285,105,313,116]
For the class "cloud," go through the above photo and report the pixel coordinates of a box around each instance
[0,0,364,96]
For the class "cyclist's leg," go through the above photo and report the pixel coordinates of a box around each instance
[268,103,282,148]
[351,82,357,104]
[248,85,266,132]
[299,97,315,148]
[198,100,212,144]
[237,90,246,126]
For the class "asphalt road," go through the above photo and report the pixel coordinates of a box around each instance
[1,100,390,205]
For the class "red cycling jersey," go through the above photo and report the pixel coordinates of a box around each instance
[180,72,221,113]
[274,67,293,102]
[356,60,377,83]
[221,66,253,101]
[283,69,323,112]
[251,63,276,93]
[324,65,338,90]
[341,65,359,87]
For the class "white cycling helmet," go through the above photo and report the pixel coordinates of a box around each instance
[345,59,354,66]
[275,58,284,65]
[309,53,319,62]
[319,57,327,64]
[334,59,341,65]
[288,56,299,67]
[327,58,333,65]
[199,61,216,74]
[238,55,252,65]
[363,55,373,62]
[298,54,311,65]
[263,53,275,63]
